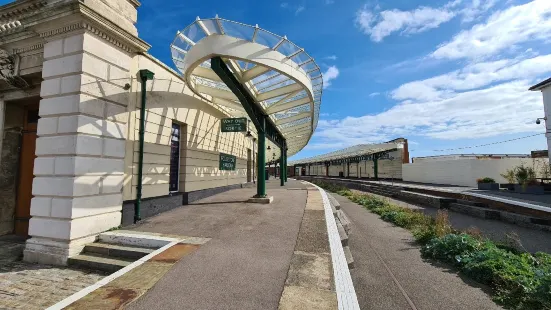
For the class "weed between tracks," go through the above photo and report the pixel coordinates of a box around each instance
[314,180,551,310]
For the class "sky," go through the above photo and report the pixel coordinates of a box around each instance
[7,0,551,160]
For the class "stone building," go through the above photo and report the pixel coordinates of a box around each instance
[290,138,410,180]
[0,0,322,265]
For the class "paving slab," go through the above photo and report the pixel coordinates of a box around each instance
[127,180,308,310]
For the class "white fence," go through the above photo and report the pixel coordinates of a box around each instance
[402,158,549,187]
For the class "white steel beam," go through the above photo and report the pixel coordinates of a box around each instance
[241,65,271,82]
[257,83,303,101]
[266,97,310,114]
[196,84,238,101]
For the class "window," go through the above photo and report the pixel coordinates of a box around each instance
[169,123,181,192]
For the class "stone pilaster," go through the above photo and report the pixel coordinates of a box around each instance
[23,31,133,265]
[0,99,4,167]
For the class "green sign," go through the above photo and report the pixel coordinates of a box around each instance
[219,153,237,170]
[221,118,247,132]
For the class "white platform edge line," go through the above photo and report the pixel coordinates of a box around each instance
[466,192,551,213]
[306,181,360,310]
[46,238,181,310]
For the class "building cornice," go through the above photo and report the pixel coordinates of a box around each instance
[0,1,150,54]
[0,0,48,22]
[13,42,43,54]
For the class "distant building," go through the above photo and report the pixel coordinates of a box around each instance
[412,154,530,163]
[531,150,549,158]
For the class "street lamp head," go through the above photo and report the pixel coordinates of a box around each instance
[536,117,547,125]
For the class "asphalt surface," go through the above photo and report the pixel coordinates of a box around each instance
[127,180,308,310]
[334,193,503,310]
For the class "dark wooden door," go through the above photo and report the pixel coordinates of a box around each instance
[15,105,39,236]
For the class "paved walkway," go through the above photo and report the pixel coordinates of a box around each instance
[333,193,503,310]
[127,180,310,310]
[0,236,106,310]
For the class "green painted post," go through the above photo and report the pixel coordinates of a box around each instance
[284,145,288,182]
[373,156,379,180]
[256,117,266,197]
[280,143,285,186]
[135,69,155,224]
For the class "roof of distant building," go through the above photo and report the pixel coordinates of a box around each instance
[529,77,551,91]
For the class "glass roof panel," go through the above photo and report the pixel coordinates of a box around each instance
[255,73,287,89]
[286,103,311,114]
[301,61,316,72]
[291,52,310,66]
[172,34,192,53]
[277,40,300,57]
[220,20,255,41]
[200,19,221,35]
[255,29,282,49]
[257,77,295,93]
[183,23,206,44]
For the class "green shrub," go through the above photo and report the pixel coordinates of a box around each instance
[421,234,483,265]
[413,226,437,245]
[477,177,496,183]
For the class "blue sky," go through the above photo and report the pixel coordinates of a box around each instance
[6,0,550,160]
[136,0,550,161]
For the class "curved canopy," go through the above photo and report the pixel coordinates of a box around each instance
[171,16,323,156]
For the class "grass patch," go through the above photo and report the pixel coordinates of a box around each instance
[313,180,551,310]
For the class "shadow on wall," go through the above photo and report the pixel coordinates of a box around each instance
[43,74,253,202]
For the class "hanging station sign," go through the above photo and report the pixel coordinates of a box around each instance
[221,117,247,132]
[219,153,237,170]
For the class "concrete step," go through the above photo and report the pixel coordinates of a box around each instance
[343,246,354,269]
[449,203,501,220]
[455,199,488,208]
[336,221,349,246]
[327,194,341,210]
[84,242,154,260]
[337,210,351,235]
[99,231,173,248]
[68,253,133,273]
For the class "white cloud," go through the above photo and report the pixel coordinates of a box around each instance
[369,92,381,97]
[325,0,334,4]
[392,54,551,101]
[432,0,551,60]
[323,66,339,88]
[325,55,338,60]
[280,2,288,8]
[461,0,497,22]
[356,4,456,42]
[312,79,543,148]
[295,6,305,15]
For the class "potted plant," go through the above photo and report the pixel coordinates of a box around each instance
[477,177,499,190]
[514,164,544,194]
[500,169,516,191]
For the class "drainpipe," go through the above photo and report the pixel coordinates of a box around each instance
[135,69,155,223]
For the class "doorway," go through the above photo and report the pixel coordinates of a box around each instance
[15,104,39,236]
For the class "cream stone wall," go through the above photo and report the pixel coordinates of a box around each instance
[122,55,254,201]
[403,158,550,187]
[25,31,133,265]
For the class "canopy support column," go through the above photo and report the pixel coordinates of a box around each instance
[256,116,267,198]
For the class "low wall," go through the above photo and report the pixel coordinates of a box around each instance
[402,158,549,187]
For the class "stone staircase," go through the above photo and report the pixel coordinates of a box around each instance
[68,233,162,273]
